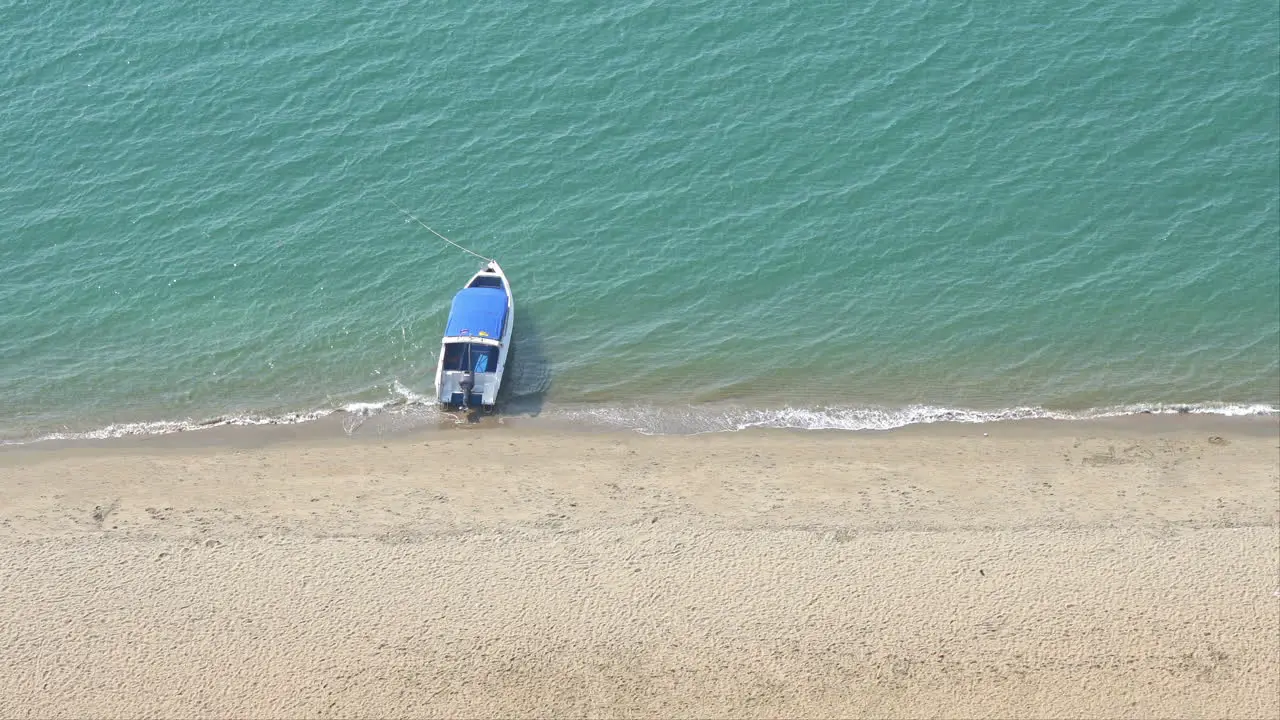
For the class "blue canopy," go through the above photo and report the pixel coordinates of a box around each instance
[444,287,507,339]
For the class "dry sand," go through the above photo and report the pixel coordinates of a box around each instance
[0,419,1277,719]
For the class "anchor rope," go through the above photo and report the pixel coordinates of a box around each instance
[378,190,493,263]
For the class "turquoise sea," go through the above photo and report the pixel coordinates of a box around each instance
[2,0,1278,441]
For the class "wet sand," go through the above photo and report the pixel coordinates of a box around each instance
[1,418,1277,718]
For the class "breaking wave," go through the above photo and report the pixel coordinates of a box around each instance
[546,402,1279,435]
[3,381,442,445]
[5,394,1274,446]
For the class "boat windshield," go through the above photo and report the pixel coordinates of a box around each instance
[468,275,504,289]
[442,342,499,373]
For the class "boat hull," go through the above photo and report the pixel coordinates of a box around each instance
[433,261,513,409]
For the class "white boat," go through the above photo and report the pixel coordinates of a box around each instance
[434,261,514,409]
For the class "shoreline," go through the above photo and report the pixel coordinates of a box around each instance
[2,400,1277,455]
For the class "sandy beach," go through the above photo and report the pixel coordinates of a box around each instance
[1,418,1277,719]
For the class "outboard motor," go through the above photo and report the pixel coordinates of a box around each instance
[459,370,475,409]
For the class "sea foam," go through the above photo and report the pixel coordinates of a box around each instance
[9,398,1273,445]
